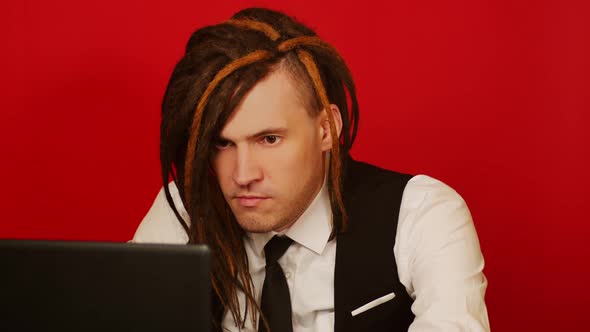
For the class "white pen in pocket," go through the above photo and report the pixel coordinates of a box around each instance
[351,292,396,317]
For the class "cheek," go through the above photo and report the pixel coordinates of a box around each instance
[211,152,233,188]
[262,136,322,184]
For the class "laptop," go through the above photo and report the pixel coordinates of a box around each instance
[0,240,210,331]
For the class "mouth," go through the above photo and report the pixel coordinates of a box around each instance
[234,196,269,208]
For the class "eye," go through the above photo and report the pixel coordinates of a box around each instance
[262,135,281,145]
[214,138,232,150]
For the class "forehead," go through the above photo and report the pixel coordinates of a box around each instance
[219,68,312,139]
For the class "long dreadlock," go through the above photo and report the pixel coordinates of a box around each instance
[159,7,359,330]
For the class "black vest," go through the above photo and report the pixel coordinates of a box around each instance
[212,158,415,331]
[335,158,414,332]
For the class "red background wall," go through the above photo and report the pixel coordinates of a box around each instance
[2,0,588,330]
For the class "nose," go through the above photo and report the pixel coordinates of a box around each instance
[232,146,263,187]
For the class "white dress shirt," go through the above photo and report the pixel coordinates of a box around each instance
[132,174,490,332]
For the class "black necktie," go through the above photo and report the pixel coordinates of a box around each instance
[258,235,294,332]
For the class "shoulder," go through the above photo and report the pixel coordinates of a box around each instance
[131,181,190,244]
[398,175,473,241]
[344,159,413,199]
[396,174,479,258]
[402,174,468,213]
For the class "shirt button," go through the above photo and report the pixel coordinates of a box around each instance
[285,271,292,279]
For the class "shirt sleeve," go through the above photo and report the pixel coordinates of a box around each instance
[131,182,189,244]
[394,175,490,332]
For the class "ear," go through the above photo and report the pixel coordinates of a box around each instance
[319,104,343,152]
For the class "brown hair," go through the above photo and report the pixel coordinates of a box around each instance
[159,7,359,330]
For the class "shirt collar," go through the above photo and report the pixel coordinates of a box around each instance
[246,177,333,256]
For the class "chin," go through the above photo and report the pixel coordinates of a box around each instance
[237,222,276,233]
[233,214,266,230]
[234,214,283,233]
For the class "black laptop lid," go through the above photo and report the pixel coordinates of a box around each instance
[0,240,210,332]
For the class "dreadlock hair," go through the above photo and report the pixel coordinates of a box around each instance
[159,7,359,331]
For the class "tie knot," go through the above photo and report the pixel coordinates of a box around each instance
[264,235,293,265]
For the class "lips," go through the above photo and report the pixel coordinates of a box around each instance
[235,196,268,207]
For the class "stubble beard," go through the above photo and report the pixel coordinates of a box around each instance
[234,211,293,233]
[230,176,323,233]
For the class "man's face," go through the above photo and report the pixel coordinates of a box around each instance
[211,68,334,233]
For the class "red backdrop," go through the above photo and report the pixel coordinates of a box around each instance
[2,0,589,330]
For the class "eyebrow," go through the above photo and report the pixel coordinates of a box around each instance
[219,127,288,142]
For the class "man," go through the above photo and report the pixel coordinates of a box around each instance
[133,7,490,332]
